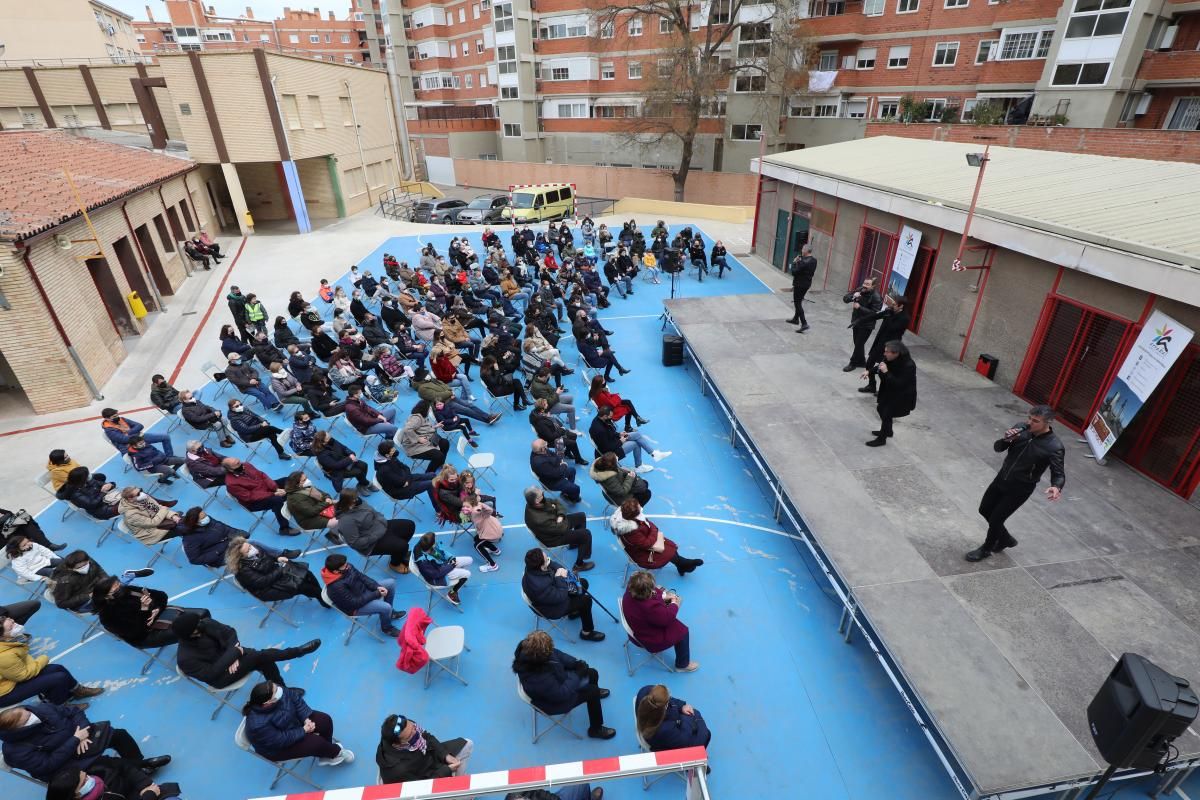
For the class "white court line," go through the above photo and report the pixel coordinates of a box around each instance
[47,514,797,663]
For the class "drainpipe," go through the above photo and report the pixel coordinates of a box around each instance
[121,201,166,313]
[17,242,104,401]
[345,79,372,205]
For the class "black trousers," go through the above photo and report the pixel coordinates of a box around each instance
[224,644,312,688]
[370,520,416,566]
[877,408,895,437]
[567,593,596,633]
[328,460,369,493]
[412,438,450,471]
[98,727,145,761]
[978,478,1036,551]
[574,666,606,730]
[792,283,811,325]
[134,606,211,648]
[850,324,873,367]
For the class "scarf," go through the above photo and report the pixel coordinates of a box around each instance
[403,722,428,754]
[128,493,161,515]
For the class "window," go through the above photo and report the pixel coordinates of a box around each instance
[702,97,727,117]
[480,74,488,87]
[340,96,353,124]
[856,47,877,69]
[878,99,899,118]
[446,14,453,28]
[601,63,615,79]
[1066,0,1131,39]
[735,73,767,91]
[628,61,642,78]
[558,102,588,117]
[658,59,673,78]
[818,50,838,70]
[810,0,846,16]
[282,94,301,129]
[504,123,522,137]
[473,4,481,18]
[628,16,642,36]
[459,8,466,22]
[501,85,519,98]
[308,96,325,127]
[863,0,885,14]
[976,39,997,63]
[310,34,320,43]
[998,28,1054,59]
[477,40,484,53]
[897,0,918,11]
[933,42,959,66]
[731,123,762,140]
[204,30,234,41]
[709,2,731,23]
[845,99,867,118]
[887,45,910,68]
[546,66,570,80]
[493,3,514,32]
[738,22,771,59]
[176,26,198,37]
[945,0,968,6]
[1036,31,1053,57]
[465,73,473,88]
[289,34,300,43]
[925,98,946,119]
[600,21,614,38]
[498,44,516,73]
[1165,97,1200,130]
[324,33,332,43]
[1052,61,1111,85]
[463,42,469,56]
[341,33,350,43]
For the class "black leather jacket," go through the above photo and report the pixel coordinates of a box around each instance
[994,428,1066,488]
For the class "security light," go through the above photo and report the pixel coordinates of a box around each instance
[965,152,989,168]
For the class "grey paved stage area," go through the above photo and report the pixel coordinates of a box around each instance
[666,289,1200,797]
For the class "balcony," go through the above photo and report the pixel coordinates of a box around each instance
[978,58,1045,85]
[804,0,866,42]
[1137,48,1200,85]
[410,117,500,133]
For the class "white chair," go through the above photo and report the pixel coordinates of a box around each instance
[102,432,134,473]
[455,434,496,488]
[130,642,174,676]
[517,682,581,744]
[176,663,253,720]
[633,694,679,790]
[233,576,301,629]
[155,406,184,434]
[234,718,320,791]
[200,361,232,399]
[0,749,43,787]
[115,520,182,569]
[618,596,677,676]
[356,431,387,459]
[320,585,387,645]
[0,550,48,600]
[481,383,509,416]
[179,464,238,515]
[521,588,575,644]
[409,553,464,615]
[35,472,75,522]
[423,623,468,689]
[43,588,101,642]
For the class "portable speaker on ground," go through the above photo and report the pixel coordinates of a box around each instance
[1087,652,1198,770]
[662,334,684,367]
[976,353,999,380]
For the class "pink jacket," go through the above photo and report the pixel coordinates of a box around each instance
[463,501,502,541]
[395,606,432,674]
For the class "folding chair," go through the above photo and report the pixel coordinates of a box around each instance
[233,576,301,629]
[575,355,597,386]
[517,682,581,744]
[423,622,468,689]
[131,642,174,676]
[633,695,679,790]
[409,553,464,615]
[0,750,43,787]
[600,486,621,523]
[455,434,496,488]
[618,596,677,676]
[155,406,184,434]
[481,383,508,416]
[320,585,386,645]
[122,454,182,494]
[201,361,232,399]
[114,520,182,569]
[357,431,387,459]
[521,588,575,644]
[43,588,101,642]
[176,664,253,720]
[242,501,293,537]
[179,465,238,515]
[0,551,48,600]
[529,465,559,498]
[234,718,320,791]
[35,472,75,522]
[101,433,134,473]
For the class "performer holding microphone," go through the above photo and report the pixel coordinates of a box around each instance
[965,405,1066,562]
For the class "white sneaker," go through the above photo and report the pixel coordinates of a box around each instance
[317,748,354,766]
[635,464,654,473]
[479,563,499,573]
[651,450,672,461]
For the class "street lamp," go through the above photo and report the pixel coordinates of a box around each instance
[951,145,990,271]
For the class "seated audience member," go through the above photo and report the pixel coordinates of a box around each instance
[220,324,252,358]
[399,401,450,471]
[530,439,582,503]
[432,399,480,447]
[0,506,62,553]
[589,405,668,472]
[332,488,415,574]
[431,465,466,525]
[228,399,292,460]
[195,232,223,260]
[241,681,353,765]
[461,491,502,573]
[47,765,180,800]
[46,450,81,492]
[522,549,604,642]
[374,442,436,507]
[126,435,184,484]
[303,372,346,419]
[411,369,502,426]
[6,536,59,582]
[320,554,405,636]
[522,487,593,571]
[312,431,375,495]
[176,508,259,568]
[222,458,297,535]
[287,411,319,456]
[588,376,649,432]
[530,400,586,466]
[611,499,703,576]
[529,367,577,428]
[184,240,211,269]
[225,537,331,608]
[0,616,104,707]
[183,440,228,488]
[173,612,319,689]
[268,362,317,416]
[512,630,615,740]
[101,408,173,456]
[56,467,121,520]
[344,386,399,437]
[412,532,471,607]
[117,487,181,545]
[0,703,170,783]
[223,353,282,411]
[589,452,652,507]
[636,684,712,751]
[50,552,152,613]
[90,576,210,649]
[149,374,181,414]
[480,356,529,411]
[709,240,729,278]
[376,713,472,782]
[179,391,237,447]
[621,570,698,672]
[283,472,341,542]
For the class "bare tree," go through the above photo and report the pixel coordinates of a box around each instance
[589,0,809,201]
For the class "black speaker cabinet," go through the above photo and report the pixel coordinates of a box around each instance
[662,335,684,367]
[1087,653,1199,769]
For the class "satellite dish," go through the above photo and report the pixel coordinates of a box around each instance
[54,234,73,250]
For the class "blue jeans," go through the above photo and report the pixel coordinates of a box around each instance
[354,577,397,631]
[447,398,492,423]
[712,256,729,275]
[673,631,691,668]
[449,374,473,399]
[243,385,280,410]
[622,431,654,467]
[366,406,398,437]
[1,663,79,705]
[140,431,175,456]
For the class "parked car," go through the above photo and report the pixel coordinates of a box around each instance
[455,194,510,225]
[411,198,469,224]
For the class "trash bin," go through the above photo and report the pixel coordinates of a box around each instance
[127,291,148,319]
[976,353,998,380]
[243,210,255,233]
[662,334,684,367]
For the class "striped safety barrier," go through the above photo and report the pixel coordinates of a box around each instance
[249,746,709,800]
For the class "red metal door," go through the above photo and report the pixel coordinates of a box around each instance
[850,226,896,290]
[905,246,937,334]
[1118,345,1200,498]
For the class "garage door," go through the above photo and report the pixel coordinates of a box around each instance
[425,156,456,186]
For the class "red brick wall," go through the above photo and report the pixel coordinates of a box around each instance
[863,122,1200,163]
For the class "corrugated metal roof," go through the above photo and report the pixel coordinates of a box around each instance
[762,136,1200,269]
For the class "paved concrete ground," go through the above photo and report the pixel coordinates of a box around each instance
[667,289,1200,797]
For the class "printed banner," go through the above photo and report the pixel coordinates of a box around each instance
[1085,310,1194,460]
[888,225,922,298]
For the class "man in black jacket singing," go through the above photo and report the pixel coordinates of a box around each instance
[787,245,818,333]
[842,277,882,371]
[965,405,1065,562]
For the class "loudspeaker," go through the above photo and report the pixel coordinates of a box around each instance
[662,334,684,367]
[1087,653,1198,770]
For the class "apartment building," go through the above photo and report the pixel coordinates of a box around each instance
[0,0,146,66]
[134,0,373,65]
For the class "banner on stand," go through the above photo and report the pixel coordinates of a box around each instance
[888,225,922,298]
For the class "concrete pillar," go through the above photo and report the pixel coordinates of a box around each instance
[221,163,254,236]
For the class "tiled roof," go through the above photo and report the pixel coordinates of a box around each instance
[0,129,195,242]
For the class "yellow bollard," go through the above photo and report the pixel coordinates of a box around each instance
[243,210,255,234]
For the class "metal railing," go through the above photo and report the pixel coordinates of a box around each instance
[0,55,155,68]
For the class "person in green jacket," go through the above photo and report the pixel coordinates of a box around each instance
[522,487,593,571]
[283,472,342,544]
[410,370,500,425]
[244,293,269,336]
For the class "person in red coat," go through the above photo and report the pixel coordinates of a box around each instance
[609,500,703,576]
[587,376,649,433]
[221,458,297,535]
[620,571,698,672]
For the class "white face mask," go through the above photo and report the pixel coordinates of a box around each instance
[246,545,260,557]
[196,516,209,526]
[272,371,286,379]
[137,491,148,500]
[22,712,40,727]
[79,775,97,795]
[270,685,284,703]
[232,405,244,413]
[73,563,91,575]
[8,623,25,637]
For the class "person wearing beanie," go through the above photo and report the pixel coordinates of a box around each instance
[376,713,473,783]
[173,612,319,689]
[241,681,352,766]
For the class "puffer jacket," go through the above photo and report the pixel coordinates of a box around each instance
[589,460,635,502]
[50,560,111,610]
[234,554,309,601]
[185,447,226,488]
[414,544,455,586]
[315,437,357,479]
[511,643,588,715]
[413,378,454,405]
[181,398,222,430]
[56,476,116,518]
[284,486,334,531]
[229,407,270,439]
[521,561,571,620]
[635,685,711,751]
[181,518,241,567]
[270,371,304,401]
[9,541,55,581]
[0,637,50,698]
[224,361,263,392]
[95,586,167,645]
[0,701,113,781]
[243,686,314,757]
[319,564,379,614]
[46,458,81,491]
[611,512,677,569]
[289,421,318,455]
[331,502,388,556]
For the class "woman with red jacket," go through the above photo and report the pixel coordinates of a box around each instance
[609,500,703,576]
[588,376,649,432]
[620,570,698,673]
